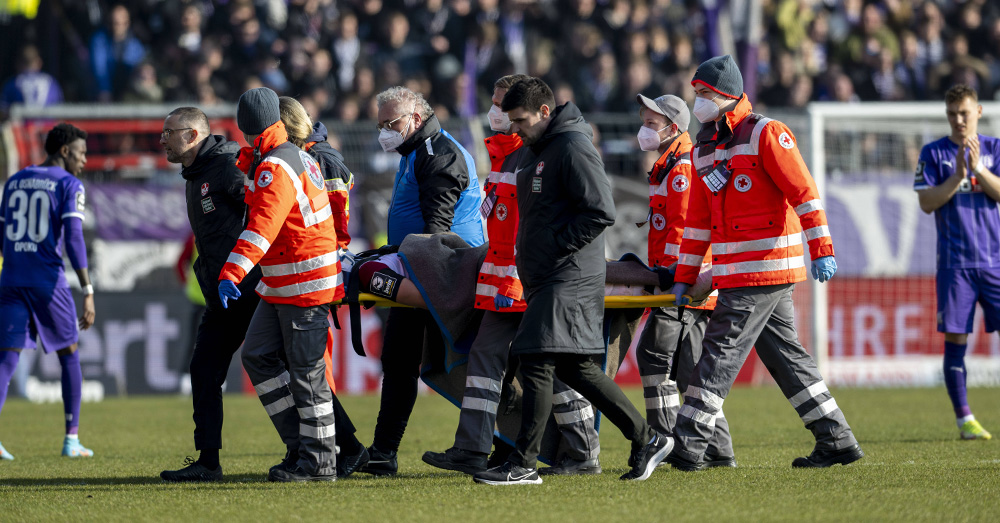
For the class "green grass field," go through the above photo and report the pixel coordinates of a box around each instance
[1,386,998,522]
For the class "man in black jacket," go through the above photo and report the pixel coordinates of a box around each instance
[158,107,263,482]
[472,78,671,485]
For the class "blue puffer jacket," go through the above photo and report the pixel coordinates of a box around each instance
[387,115,484,246]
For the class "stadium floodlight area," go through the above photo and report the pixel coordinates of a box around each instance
[807,101,1000,387]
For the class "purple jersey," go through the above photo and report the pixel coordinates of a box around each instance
[914,134,1000,269]
[0,165,86,288]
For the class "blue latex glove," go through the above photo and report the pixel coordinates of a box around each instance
[494,294,515,310]
[811,256,838,283]
[219,279,241,309]
[670,282,691,306]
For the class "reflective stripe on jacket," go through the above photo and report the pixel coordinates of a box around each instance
[220,121,344,306]
[475,132,527,312]
[647,132,715,309]
[676,95,834,289]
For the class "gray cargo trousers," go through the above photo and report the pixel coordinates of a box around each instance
[242,301,337,476]
[636,307,734,459]
[455,310,600,460]
[672,283,858,463]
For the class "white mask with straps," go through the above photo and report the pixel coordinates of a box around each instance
[488,105,511,132]
[378,109,414,153]
[637,124,671,151]
[693,96,721,123]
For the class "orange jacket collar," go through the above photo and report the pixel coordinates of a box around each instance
[485,132,522,158]
[652,131,692,171]
[720,94,753,134]
[252,120,289,156]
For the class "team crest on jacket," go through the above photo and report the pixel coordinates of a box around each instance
[258,170,273,188]
[734,174,752,192]
[201,182,209,196]
[496,203,508,221]
[778,132,794,149]
[651,213,666,230]
[671,174,689,192]
[536,161,544,174]
[301,151,325,190]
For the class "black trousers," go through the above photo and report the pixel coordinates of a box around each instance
[372,308,443,452]
[191,294,358,452]
[191,294,259,450]
[510,353,654,469]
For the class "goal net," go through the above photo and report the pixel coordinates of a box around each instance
[808,101,1000,387]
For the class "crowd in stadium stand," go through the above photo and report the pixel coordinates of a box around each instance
[2,0,1000,120]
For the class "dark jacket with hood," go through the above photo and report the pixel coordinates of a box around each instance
[181,134,262,311]
[304,122,355,249]
[511,102,616,355]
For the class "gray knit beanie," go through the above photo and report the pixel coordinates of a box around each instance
[237,87,281,135]
[691,55,744,99]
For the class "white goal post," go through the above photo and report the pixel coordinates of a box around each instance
[806,101,1000,385]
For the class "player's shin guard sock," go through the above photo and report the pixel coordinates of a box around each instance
[943,341,972,419]
[0,351,21,414]
[198,448,220,470]
[58,351,82,435]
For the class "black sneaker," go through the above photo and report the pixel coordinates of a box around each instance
[538,457,602,476]
[337,446,370,478]
[357,445,397,476]
[422,447,488,474]
[160,457,223,482]
[620,433,673,481]
[473,461,542,485]
[268,465,336,483]
[792,444,864,468]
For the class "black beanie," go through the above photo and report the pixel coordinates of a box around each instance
[691,55,743,99]
[237,87,280,135]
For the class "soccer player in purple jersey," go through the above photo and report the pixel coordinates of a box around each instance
[0,123,96,460]
[915,84,1000,441]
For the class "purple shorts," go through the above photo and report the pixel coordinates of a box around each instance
[0,286,79,352]
[936,267,1000,334]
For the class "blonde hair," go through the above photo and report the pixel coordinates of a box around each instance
[279,96,313,147]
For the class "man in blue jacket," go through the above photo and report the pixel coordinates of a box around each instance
[360,86,484,475]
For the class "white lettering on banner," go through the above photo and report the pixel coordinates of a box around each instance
[894,304,922,357]
[829,303,930,359]
[96,303,180,392]
[827,184,921,276]
[852,305,887,358]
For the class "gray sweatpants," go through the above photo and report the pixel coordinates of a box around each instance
[454,310,600,460]
[672,284,858,463]
[241,301,337,476]
[636,307,734,458]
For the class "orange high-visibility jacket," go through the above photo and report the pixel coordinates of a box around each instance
[675,95,834,290]
[647,131,716,309]
[219,121,344,306]
[474,132,527,312]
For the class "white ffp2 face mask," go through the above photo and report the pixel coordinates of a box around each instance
[693,96,721,123]
[637,124,671,151]
[378,113,413,152]
[488,105,511,132]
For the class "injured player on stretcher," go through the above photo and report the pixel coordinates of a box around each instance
[338,232,714,465]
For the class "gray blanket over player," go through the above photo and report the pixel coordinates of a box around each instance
[393,233,646,464]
